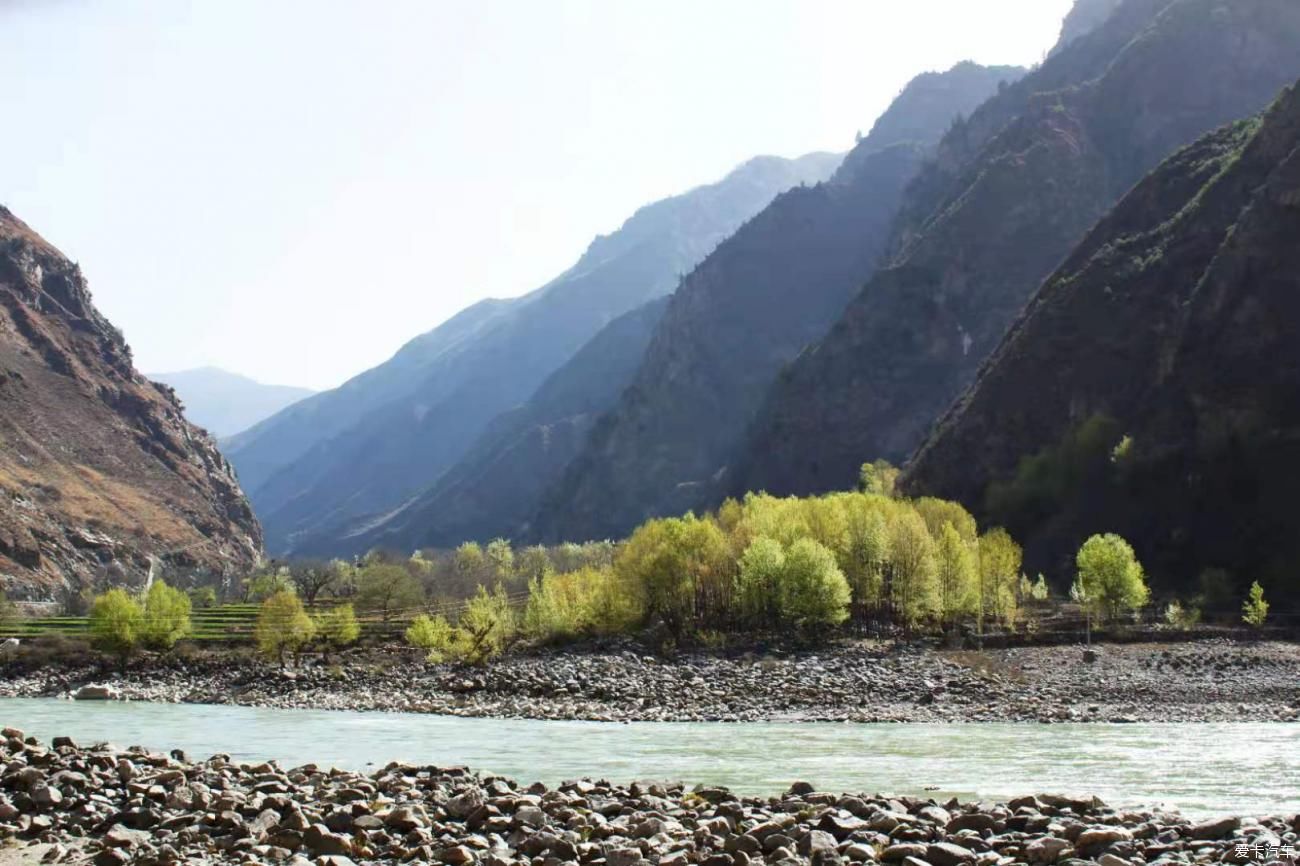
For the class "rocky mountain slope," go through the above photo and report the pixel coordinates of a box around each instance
[0,208,262,599]
[337,297,669,554]
[905,80,1300,596]
[150,367,314,439]
[737,0,1300,500]
[229,154,841,556]
[533,62,1025,543]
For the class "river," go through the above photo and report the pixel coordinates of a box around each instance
[2,698,1296,818]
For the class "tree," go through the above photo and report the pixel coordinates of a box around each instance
[289,560,337,606]
[485,538,516,584]
[934,523,977,625]
[140,580,192,650]
[1070,577,1094,646]
[354,564,424,624]
[89,589,143,669]
[614,514,731,635]
[978,528,1022,628]
[1242,581,1269,628]
[456,585,516,664]
[0,591,16,631]
[778,538,851,630]
[244,567,292,602]
[517,545,553,583]
[314,603,361,660]
[1075,534,1149,621]
[406,613,455,662]
[734,537,786,628]
[842,501,887,616]
[887,510,939,628]
[254,591,316,668]
[859,459,899,497]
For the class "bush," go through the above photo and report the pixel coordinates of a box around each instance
[1242,581,1269,628]
[315,603,361,653]
[1164,600,1201,630]
[254,591,316,668]
[140,580,192,650]
[187,586,218,610]
[89,589,143,668]
[406,613,455,662]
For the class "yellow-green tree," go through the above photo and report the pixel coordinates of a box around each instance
[354,564,424,624]
[615,514,731,634]
[840,497,888,615]
[140,580,192,650]
[485,538,516,583]
[89,588,143,669]
[522,567,638,641]
[314,603,361,659]
[978,528,1022,627]
[1075,534,1149,620]
[934,523,977,625]
[887,509,939,628]
[456,585,516,664]
[778,538,851,629]
[255,590,316,668]
[859,459,899,497]
[734,537,786,628]
[406,613,455,662]
[1242,581,1269,628]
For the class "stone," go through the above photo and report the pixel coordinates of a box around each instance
[439,845,477,864]
[1075,827,1132,852]
[882,843,929,862]
[303,824,353,856]
[1189,817,1240,840]
[73,685,121,701]
[1025,837,1071,864]
[947,813,997,834]
[926,842,976,866]
[799,831,839,856]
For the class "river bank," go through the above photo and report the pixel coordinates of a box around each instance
[1,729,1297,866]
[2,639,1298,723]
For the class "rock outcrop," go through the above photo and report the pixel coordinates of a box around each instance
[737,0,1300,501]
[0,207,262,599]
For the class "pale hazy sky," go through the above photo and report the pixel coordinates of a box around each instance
[0,0,1073,389]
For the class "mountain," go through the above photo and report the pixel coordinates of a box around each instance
[905,79,1300,597]
[149,367,314,439]
[735,0,1300,501]
[339,297,670,554]
[227,153,842,556]
[0,207,262,599]
[532,62,1025,543]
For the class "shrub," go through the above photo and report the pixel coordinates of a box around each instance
[456,585,516,665]
[254,591,316,668]
[187,586,218,610]
[1164,600,1201,630]
[89,589,143,668]
[140,580,192,650]
[1076,533,1149,620]
[406,613,455,662]
[315,603,361,654]
[1242,581,1269,628]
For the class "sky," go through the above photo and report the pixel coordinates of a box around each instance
[0,0,1074,390]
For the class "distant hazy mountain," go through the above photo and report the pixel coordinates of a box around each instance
[227,152,842,555]
[532,61,1025,543]
[907,79,1300,596]
[150,367,314,439]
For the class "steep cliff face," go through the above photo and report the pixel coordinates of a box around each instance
[533,62,1025,543]
[340,297,670,554]
[905,81,1300,594]
[738,0,1300,500]
[0,208,262,599]
[232,153,840,556]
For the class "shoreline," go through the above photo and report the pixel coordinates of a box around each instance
[1,730,1297,866]
[2,638,1298,724]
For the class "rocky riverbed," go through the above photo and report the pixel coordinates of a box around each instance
[2,640,1298,723]
[1,729,1298,866]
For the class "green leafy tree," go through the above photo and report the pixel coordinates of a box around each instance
[887,510,939,628]
[289,560,338,605]
[978,528,1022,628]
[842,501,888,615]
[934,522,977,625]
[614,514,731,635]
[354,564,424,624]
[140,580,192,650]
[244,567,293,602]
[314,603,361,659]
[859,459,899,497]
[1242,581,1270,628]
[1075,533,1149,620]
[89,589,144,669]
[777,538,851,630]
[406,613,455,662]
[734,537,786,628]
[254,590,316,668]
